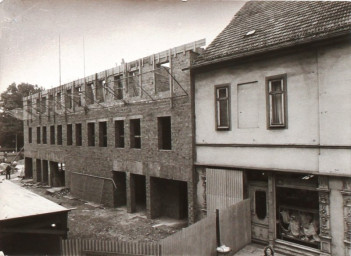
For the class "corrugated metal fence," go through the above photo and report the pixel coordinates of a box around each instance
[206,168,244,213]
[61,239,161,256]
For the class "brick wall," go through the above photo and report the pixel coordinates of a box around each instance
[23,41,204,222]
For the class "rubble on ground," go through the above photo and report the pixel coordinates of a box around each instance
[11,178,185,243]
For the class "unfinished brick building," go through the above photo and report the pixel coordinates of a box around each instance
[23,39,205,223]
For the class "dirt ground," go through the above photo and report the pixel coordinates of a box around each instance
[9,175,186,243]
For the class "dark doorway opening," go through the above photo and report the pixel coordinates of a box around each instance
[36,159,42,182]
[113,171,126,207]
[24,157,33,179]
[150,177,188,220]
[50,161,65,187]
[42,160,49,184]
[133,174,146,211]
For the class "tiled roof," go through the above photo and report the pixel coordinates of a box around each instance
[194,1,351,67]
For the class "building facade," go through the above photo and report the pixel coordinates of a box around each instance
[23,39,205,224]
[192,2,351,256]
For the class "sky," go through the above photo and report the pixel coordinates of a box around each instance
[0,0,246,93]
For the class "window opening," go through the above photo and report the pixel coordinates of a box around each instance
[158,116,171,150]
[48,95,54,114]
[74,86,82,107]
[96,80,105,102]
[99,121,107,147]
[41,97,46,113]
[115,120,125,148]
[66,89,72,109]
[42,126,47,144]
[88,123,95,146]
[57,125,62,145]
[37,127,41,144]
[155,61,170,93]
[50,125,55,145]
[215,85,230,130]
[266,75,287,128]
[56,92,62,110]
[67,124,73,146]
[128,70,139,97]
[36,98,40,114]
[86,83,94,104]
[75,123,82,146]
[130,119,141,149]
[28,127,32,143]
[114,75,124,100]
[27,100,32,120]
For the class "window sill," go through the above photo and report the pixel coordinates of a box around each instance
[268,125,286,129]
[216,128,230,131]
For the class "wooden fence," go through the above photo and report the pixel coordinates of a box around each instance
[61,200,251,256]
[160,199,251,256]
[61,239,161,256]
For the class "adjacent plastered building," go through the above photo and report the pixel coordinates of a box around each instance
[192,2,351,255]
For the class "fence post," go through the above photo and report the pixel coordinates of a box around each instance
[216,208,220,247]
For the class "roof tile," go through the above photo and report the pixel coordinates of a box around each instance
[194,1,351,67]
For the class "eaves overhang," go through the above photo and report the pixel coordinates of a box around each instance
[187,29,351,72]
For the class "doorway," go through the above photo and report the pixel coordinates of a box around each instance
[113,171,127,207]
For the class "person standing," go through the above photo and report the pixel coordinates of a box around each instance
[5,164,11,180]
